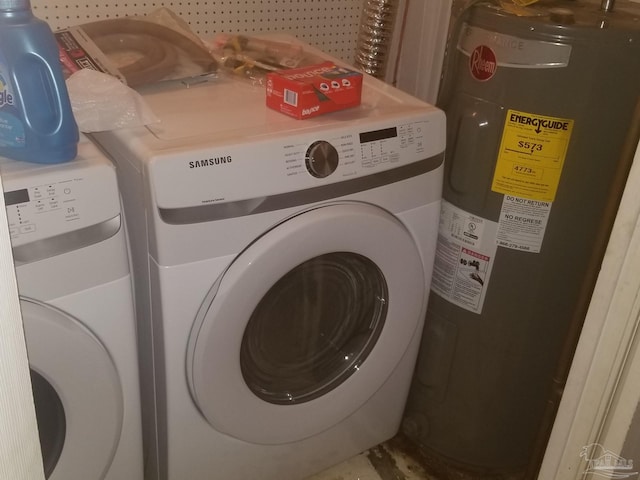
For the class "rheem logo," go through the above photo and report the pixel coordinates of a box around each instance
[469,45,497,81]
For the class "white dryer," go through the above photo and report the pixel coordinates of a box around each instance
[1,136,143,480]
[92,45,445,480]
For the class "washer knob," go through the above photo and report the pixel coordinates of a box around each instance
[305,141,339,178]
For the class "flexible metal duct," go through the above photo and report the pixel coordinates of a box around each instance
[354,0,400,78]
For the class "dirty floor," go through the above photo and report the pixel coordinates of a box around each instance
[305,435,527,480]
[305,436,433,480]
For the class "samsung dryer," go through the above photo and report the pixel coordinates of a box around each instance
[1,136,144,480]
[91,42,445,480]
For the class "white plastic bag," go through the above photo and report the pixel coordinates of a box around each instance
[66,69,159,132]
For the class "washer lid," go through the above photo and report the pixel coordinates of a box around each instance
[21,298,123,479]
[187,202,426,444]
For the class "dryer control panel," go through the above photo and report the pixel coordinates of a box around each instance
[150,115,444,211]
[297,123,427,179]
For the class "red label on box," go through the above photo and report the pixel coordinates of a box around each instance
[266,61,363,119]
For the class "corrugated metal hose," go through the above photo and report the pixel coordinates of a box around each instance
[354,0,400,78]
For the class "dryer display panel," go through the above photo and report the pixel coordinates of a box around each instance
[359,125,420,168]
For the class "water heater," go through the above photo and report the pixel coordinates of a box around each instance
[403,0,640,476]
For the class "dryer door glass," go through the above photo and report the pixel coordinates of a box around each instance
[240,252,388,405]
[31,369,66,478]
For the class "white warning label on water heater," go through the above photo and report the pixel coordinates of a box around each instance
[496,195,552,253]
[430,200,498,314]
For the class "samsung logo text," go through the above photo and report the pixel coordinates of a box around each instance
[189,156,232,168]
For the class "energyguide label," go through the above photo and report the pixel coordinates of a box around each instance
[492,109,573,202]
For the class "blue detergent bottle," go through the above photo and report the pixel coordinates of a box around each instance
[0,0,78,163]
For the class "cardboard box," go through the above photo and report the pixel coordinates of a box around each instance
[266,61,363,119]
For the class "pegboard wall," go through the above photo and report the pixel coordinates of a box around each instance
[30,0,364,63]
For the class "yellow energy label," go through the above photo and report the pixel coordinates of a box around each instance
[491,109,574,202]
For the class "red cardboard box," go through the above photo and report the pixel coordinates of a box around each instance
[266,61,363,119]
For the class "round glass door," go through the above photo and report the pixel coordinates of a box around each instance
[187,203,427,444]
[241,252,388,405]
[31,370,66,478]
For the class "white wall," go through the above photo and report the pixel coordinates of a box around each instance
[0,173,45,480]
[388,0,452,104]
[539,138,640,479]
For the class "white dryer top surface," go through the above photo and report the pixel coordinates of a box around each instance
[98,76,445,209]
[122,70,444,154]
[144,74,439,142]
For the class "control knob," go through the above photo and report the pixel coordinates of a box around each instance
[305,141,339,178]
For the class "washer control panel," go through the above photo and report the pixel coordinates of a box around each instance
[3,163,120,247]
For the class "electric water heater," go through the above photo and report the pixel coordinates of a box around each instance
[404,0,640,475]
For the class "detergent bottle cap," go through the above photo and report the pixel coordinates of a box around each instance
[0,0,30,11]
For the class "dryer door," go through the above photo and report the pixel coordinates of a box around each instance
[21,298,123,480]
[187,202,427,444]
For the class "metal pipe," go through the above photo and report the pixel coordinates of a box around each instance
[354,0,400,79]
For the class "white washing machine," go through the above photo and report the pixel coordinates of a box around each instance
[1,136,144,480]
[91,44,445,480]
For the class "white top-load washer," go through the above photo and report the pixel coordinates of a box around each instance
[1,136,143,480]
[91,40,445,480]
